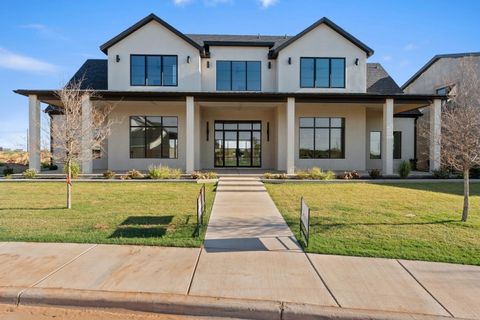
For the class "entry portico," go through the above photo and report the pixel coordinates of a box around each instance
[17,90,442,175]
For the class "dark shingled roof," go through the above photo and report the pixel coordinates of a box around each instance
[401,52,480,90]
[366,63,402,94]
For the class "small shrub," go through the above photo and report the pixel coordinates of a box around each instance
[338,170,360,180]
[4,174,12,179]
[103,170,116,179]
[263,172,275,179]
[22,168,38,179]
[49,164,58,170]
[297,167,335,180]
[432,168,450,179]
[263,172,288,179]
[192,171,218,179]
[126,169,144,179]
[398,161,411,179]
[41,162,51,169]
[369,169,382,179]
[147,165,181,179]
[63,161,80,179]
[3,167,14,176]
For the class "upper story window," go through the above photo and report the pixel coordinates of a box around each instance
[216,61,261,91]
[300,57,345,88]
[130,55,177,86]
[436,86,451,95]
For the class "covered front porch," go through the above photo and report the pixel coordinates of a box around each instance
[15,90,443,175]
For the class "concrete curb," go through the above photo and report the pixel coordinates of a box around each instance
[262,178,480,184]
[1,287,473,320]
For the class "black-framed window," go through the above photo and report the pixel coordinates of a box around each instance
[393,131,402,159]
[436,86,451,95]
[300,57,345,88]
[129,116,178,159]
[299,117,345,159]
[216,61,261,91]
[130,55,177,86]
[370,131,381,159]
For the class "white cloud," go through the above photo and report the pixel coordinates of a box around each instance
[204,0,232,6]
[403,43,416,51]
[0,48,60,74]
[173,0,193,6]
[382,55,392,61]
[21,23,47,30]
[259,0,277,8]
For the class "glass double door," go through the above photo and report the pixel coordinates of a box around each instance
[215,121,261,167]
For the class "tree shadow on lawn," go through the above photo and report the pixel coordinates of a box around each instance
[109,215,173,238]
[312,219,459,231]
[381,182,480,197]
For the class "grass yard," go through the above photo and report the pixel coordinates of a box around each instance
[265,182,480,265]
[0,182,215,247]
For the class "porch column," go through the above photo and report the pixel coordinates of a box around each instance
[286,97,295,174]
[81,95,93,174]
[382,98,394,175]
[28,94,41,171]
[429,98,442,171]
[186,96,195,174]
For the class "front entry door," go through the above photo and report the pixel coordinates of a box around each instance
[215,121,261,167]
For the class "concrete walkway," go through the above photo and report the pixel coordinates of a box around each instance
[0,177,479,319]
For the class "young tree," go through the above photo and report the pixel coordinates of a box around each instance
[426,58,480,221]
[50,79,114,208]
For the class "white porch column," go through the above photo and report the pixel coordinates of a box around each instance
[28,94,41,171]
[382,98,394,175]
[81,95,93,174]
[286,97,295,175]
[185,96,195,174]
[429,98,442,171]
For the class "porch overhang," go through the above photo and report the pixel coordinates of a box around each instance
[14,89,446,114]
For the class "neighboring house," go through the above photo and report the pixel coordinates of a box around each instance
[16,13,443,174]
[402,52,480,171]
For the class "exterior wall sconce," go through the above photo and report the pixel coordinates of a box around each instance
[116,55,120,63]
[288,57,292,65]
[187,56,191,63]
[355,58,359,66]
[206,121,209,141]
[206,61,210,68]
[268,61,271,69]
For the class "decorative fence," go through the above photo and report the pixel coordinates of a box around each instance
[300,197,310,247]
[195,184,206,236]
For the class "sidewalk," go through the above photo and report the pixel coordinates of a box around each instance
[0,178,479,319]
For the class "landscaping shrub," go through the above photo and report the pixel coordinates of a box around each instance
[337,170,360,180]
[192,171,218,179]
[103,170,116,179]
[63,161,80,179]
[263,172,288,179]
[398,161,411,179]
[432,168,450,179]
[3,167,14,176]
[263,172,275,179]
[297,167,335,180]
[147,165,181,179]
[368,169,382,179]
[22,168,38,179]
[49,164,58,170]
[124,169,144,179]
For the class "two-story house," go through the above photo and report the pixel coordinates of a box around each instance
[402,52,480,171]
[15,14,443,174]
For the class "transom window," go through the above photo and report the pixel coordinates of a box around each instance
[299,117,345,159]
[300,57,345,88]
[129,116,178,159]
[216,61,261,91]
[130,55,177,86]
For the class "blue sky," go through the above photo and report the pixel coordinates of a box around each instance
[1,0,479,149]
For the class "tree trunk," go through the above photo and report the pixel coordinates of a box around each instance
[462,169,469,222]
[67,160,72,209]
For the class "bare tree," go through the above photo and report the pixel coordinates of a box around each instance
[422,58,480,221]
[50,79,114,208]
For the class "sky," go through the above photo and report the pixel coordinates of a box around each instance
[0,0,479,149]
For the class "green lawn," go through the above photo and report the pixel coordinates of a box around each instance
[0,182,215,247]
[265,182,480,265]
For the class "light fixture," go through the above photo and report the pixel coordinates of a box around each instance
[206,61,210,68]
[355,58,359,66]
[116,55,120,63]
[268,61,271,69]
[187,56,191,63]
[288,57,292,65]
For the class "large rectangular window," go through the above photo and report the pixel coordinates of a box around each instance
[370,131,381,159]
[129,116,178,159]
[216,61,261,91]
[300,58,345,88]
[130,55,178,86]
[299,117,345,159]
[393,131,402,159]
